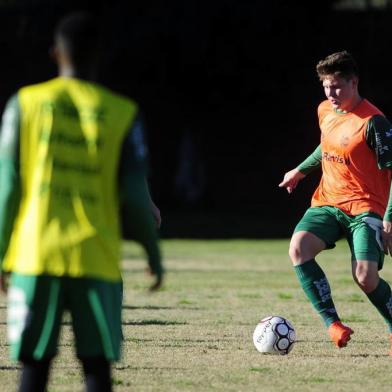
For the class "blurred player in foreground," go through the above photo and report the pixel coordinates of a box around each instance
[280,51,392,353]
[0,12,163,392]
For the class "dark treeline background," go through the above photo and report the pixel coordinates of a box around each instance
[1,0,392,238]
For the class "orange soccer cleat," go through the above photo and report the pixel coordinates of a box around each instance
[328,321,354,348]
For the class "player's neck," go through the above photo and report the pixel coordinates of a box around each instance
[58,65,97,81]
[336,95,363,114]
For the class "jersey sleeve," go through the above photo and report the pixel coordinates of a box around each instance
[297,145,322,175]
[366,115,392,169]
[0,94,22,268]
[118,113,149,177]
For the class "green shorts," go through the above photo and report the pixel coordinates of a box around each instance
[7,274,122,362]
[294,206,385,269]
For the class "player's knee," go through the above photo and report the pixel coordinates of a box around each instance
[288,240,306,264]
[289,232,324,265]
[354,270,378,293]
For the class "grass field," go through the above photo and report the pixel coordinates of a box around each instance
[1,239,392,391]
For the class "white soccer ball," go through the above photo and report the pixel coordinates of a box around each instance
[253,316,296,355]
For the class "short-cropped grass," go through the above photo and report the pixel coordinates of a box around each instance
[1,239,392,391]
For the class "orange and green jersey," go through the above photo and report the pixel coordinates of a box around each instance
[298,99,392,219]
[0,77,153,282]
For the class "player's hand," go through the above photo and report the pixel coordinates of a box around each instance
[382,220,392,256]
[279,168,305,194]
[146,267,164,291]
[150,200,162,228]
[149,275,163,292]
[0,271,10,294]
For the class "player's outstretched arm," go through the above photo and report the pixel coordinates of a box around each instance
[279,145,322,193]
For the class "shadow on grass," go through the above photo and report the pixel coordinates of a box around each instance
[123,320,187,326]
[0,319,188,327]
[59,320,186,326]
[295,339,326,343]
[1,319,188,326]
[123,304,202,310]
[115,365,186,371]
[122,305,174,310]
[0,365,20,370]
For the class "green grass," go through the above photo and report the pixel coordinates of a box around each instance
[1,239,392,391]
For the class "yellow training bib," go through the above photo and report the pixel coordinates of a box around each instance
[3,77,137,281]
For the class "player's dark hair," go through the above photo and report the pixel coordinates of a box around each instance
[55,11,102,69]
[316,51,359,81]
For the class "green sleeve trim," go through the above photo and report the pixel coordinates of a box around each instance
[297,145,322,175]
[118,113,149,178]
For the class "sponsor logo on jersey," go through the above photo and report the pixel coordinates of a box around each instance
[322,151,350,165]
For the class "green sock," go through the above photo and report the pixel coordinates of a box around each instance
[294,259,340,327]
[366,279,392,333]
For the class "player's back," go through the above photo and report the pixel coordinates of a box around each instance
[3,77,138,281]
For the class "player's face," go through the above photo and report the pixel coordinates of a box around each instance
[322,75,358,111]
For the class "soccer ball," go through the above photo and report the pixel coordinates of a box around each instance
[253,316,295,355]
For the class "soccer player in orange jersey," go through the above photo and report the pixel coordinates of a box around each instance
[279,51,392,352]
